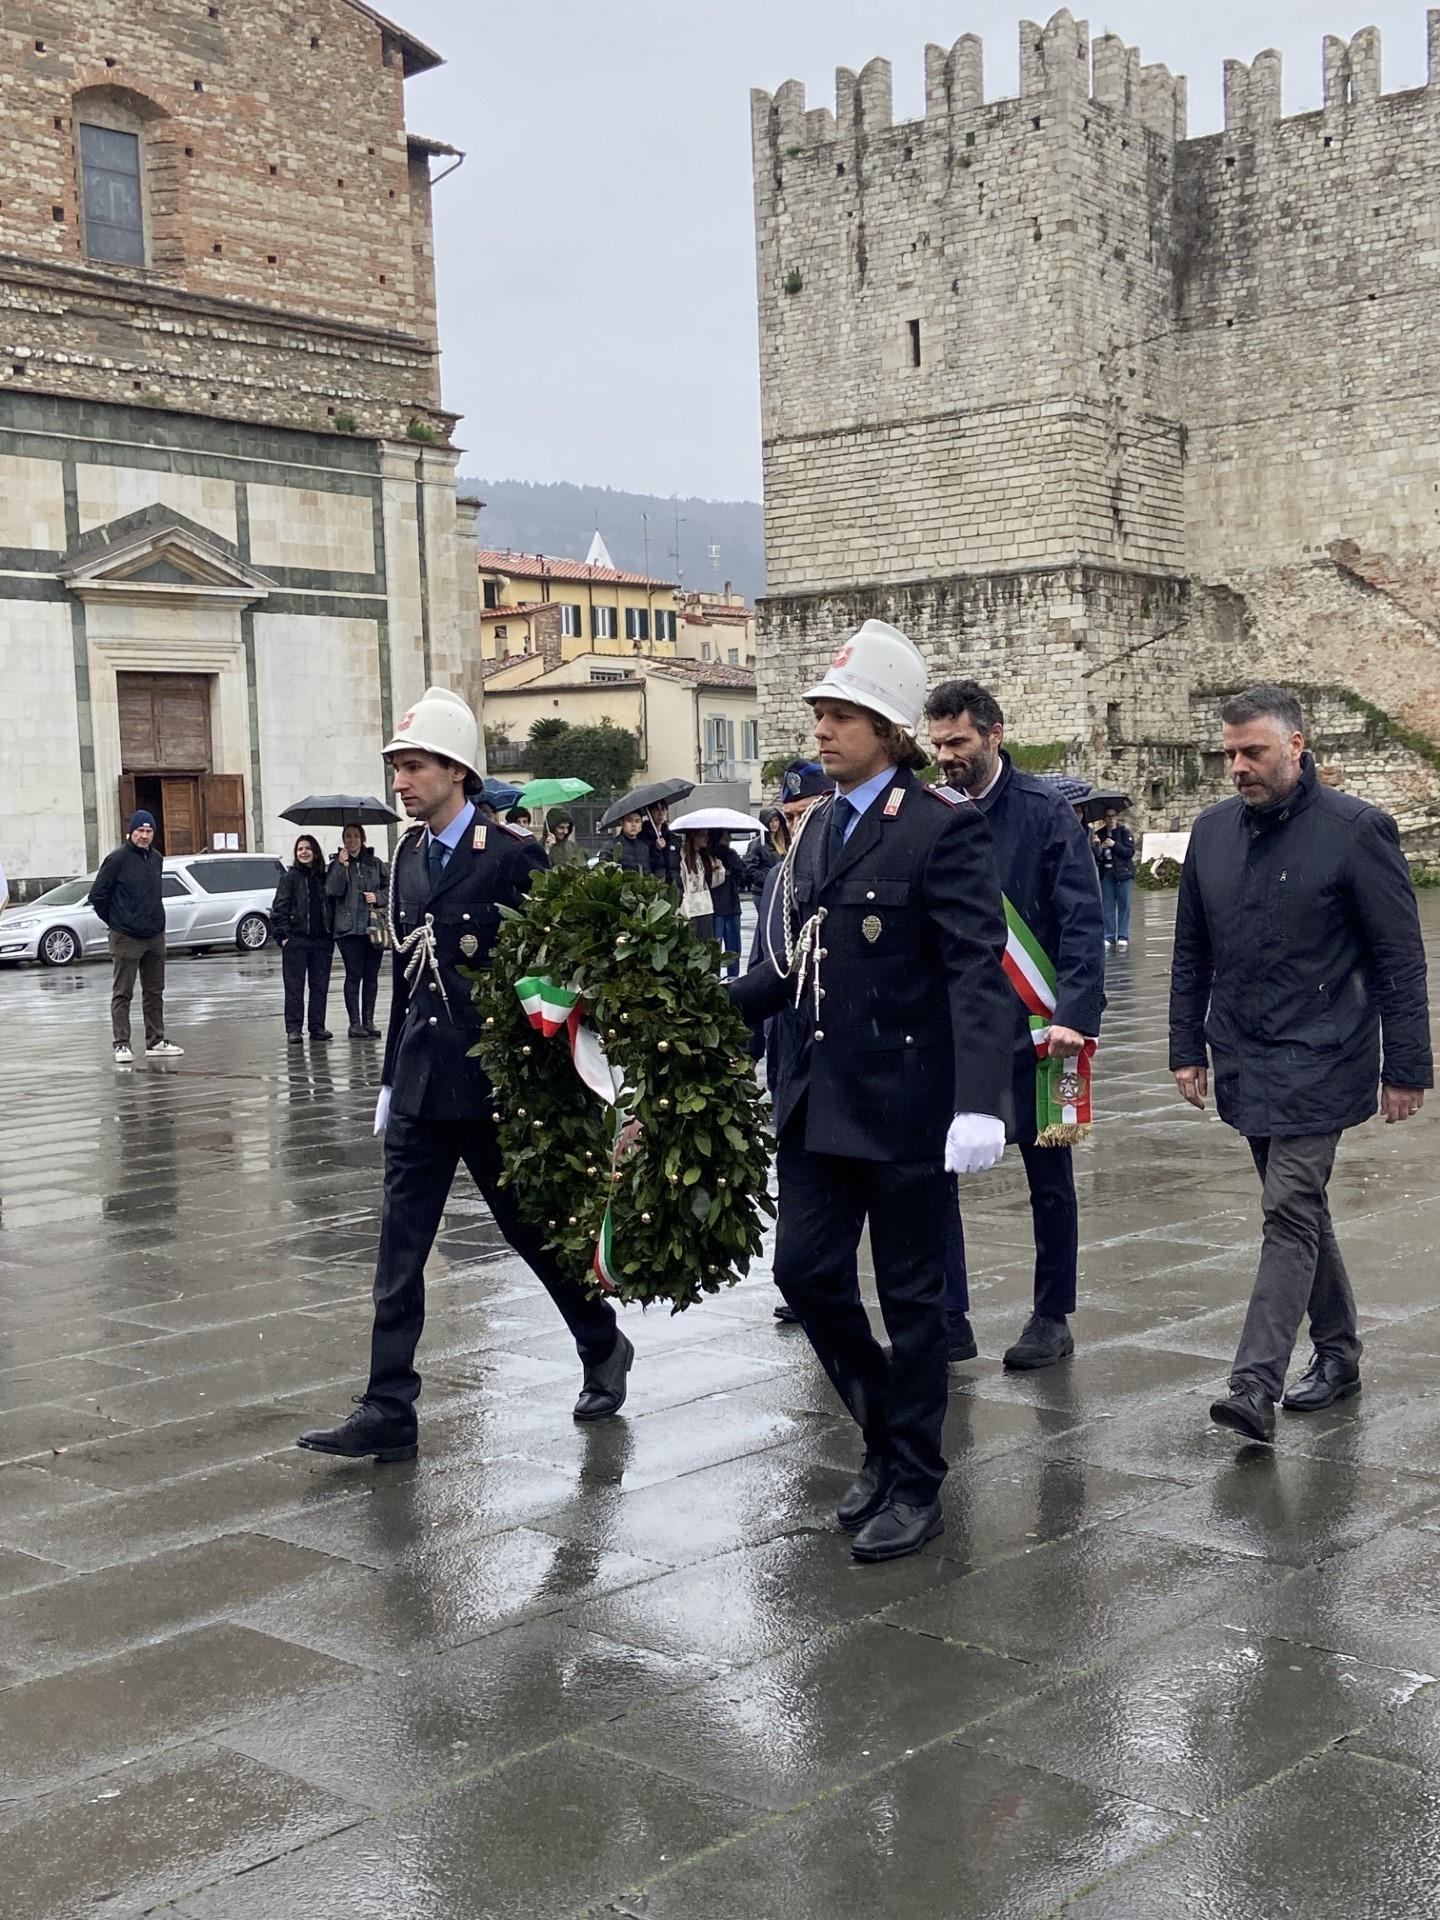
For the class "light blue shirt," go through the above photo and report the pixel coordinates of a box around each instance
[834,765,898,840]
[426,799,476,871]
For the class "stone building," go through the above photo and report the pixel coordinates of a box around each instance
[0,0,480,891]
[751,11,1440,851]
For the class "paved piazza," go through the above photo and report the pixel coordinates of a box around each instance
[2,893,1439,1918]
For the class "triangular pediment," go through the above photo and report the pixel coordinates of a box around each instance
[59,505,272,601]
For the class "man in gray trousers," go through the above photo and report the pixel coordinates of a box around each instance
[1169,686,1431,1443]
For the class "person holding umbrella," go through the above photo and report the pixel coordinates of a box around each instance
[326,825,389,1038]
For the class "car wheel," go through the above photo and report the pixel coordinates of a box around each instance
[38,926,80,967]
[236,913,270,951]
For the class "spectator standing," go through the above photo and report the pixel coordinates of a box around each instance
[545,815,585,866]
[676,827,720,945]
[613,810,650,871]
[1093,806,1136,950]
[90,810,183,1065]
[707,830,747,977]
[272,834,335,1043]
[326,825,388,1040]
[1170,686,1432,1443]
[741,809,784,894]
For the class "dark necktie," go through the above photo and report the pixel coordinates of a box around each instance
[426,836,447,894]
[825,796,852,873]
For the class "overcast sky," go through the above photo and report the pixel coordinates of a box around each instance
[396,1,1430,502]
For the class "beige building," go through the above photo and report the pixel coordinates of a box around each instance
[481,654,760,802]
[477,548,682,665]
[0,0,478,889]
[677,589,757,668]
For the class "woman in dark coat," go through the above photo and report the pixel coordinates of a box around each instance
[325,824,389,1039]
[271,834,335,1043]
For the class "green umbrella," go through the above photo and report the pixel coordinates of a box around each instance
[518,777,594,807]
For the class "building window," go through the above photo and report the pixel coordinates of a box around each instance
[482,578,500,609]
[700,642,712,662]
[590,667,628,683]
[742,719,759,760]
[79,121,145,265]
[625,607,650,642]
[560,603,583,637]
[908,317,922,367]
[494,625,507,642]
[654,609,677,643]
[727,647,740,666]
[592,605,616,640]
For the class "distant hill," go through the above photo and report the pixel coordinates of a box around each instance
[457,478,766,605]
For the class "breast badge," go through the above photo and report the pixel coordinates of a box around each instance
[862,914,882,944]
[459,933,479,958]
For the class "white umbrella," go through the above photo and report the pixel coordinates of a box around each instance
[669,807,765,833]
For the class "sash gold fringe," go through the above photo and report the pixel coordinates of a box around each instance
[1034,1122,1090,1148]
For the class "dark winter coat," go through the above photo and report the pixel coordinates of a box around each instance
[271,864,334,943]
[90,840,164,939]
[732,766,1013,1161]
[707,845,746,919]
[972,755,1107,1140]
[325,848,389,938]
[1169,756,1432,1138]
[1093,822,1136,882]
[741,835,782,895]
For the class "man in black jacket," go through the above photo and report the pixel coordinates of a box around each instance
[298,687,627,1465]
[926,680,1106,1369]
[89,810,183,1065]
[1170,686,1432,1442]
[733,621,1013,1562]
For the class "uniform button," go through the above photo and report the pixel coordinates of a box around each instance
[814,1029,825,1041]
[905,1034,914,1043]
[817,987,825,999]
[866,890,876,901]
[428,1016,438,1026]
[428,982,438,993]
[462,912,471,921]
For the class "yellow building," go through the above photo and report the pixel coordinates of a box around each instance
[480,653,761,802]
[477,545,682,665]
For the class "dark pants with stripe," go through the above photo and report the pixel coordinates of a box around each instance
[366,1110,619,1418]
[944,1142,1078,1320]
[774,1109,951,1505]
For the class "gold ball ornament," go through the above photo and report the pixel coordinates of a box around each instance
[517,1107,527,1118]
[612,1171,624,1185]
[484,1016,495,1028]
[491,1111,501,1123]
[521,1044,532,1057]
[616,934,628,945]
[668,1171,680,1184]
[657,1098,671,1112]
[718,1177,728,1188]
[607,1027,618,1039]
[548,1218,557,1228]
[568,1215,578,1226]
[641,1211,652,1224]
[532,1120,543,1131]
[658,1039,670,1053]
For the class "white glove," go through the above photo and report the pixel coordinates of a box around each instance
[373,1086,392,1136]
[944,1111,1005,1175]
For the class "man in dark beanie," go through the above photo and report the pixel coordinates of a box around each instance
[90,811,183,1065]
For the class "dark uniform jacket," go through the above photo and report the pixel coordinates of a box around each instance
[1169,755,1432,1138]
[383,812,548,1121]
[90,841,164,939]
[732,765,1013,1163]
[972,755,1106,1140]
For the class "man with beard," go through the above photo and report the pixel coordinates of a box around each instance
[1171,685,1430,1442]
[924,680,1105,1368]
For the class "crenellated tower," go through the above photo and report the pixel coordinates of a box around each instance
[751,11,1440,851]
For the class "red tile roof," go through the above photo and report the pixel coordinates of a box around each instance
[479,601,551,622]
[645,659,756,690]
[476,548,678,590]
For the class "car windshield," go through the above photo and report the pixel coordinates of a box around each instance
[28,878,93,907]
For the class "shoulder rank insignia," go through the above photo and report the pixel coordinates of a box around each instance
[925,784,965,806]
[496,820,530,841]
[882,787,905,818]
[472,824,487,851]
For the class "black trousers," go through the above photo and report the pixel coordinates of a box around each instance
[944,1141,1078,1320]
[337,934,382,1027]
[366,1109,620,1418]
[774,1110,951,1504]
[281,935,333,1034]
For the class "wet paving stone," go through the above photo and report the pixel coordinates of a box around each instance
[960,1622,1428,1817]
[217,1617,715,1811]
[581,1619,1041,1811]
[605,1738,1181,1920]
[0,1743,360,1920]
[1224,1525,1440,1676]
[173,1742,758,1920]
[1063,1748,1440,1917]
[0,1399,132,1465]
[31,1401,314,1490]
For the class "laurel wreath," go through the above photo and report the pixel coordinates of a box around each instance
[468,861,775,1312]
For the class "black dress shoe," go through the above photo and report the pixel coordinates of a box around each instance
[1003,1313,1074,1370]
[348,1023,367,1039]
[297,1398,417,1462]
[363,1024,383,1038]
[286,1030,304,1045]
[947,1312,978,1362]
[1283,1353,1361,1413]
[773,1300,800,1324]
[309,1028,333,1042]
[836,1456,893,1532]
[574,1330,634,1421]
[1209,1387,1276,1443]
[851,1499,944,1563]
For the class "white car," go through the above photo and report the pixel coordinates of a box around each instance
[0,852,285,967]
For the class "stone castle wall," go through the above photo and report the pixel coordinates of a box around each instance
[751,12,1440,848]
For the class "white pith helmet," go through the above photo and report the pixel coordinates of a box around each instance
[804,619,926,732]
[382,685,480,778]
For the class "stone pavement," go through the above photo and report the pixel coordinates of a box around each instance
[1,893,1439,1919]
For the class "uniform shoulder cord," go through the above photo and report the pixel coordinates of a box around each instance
[387,824,452,1018]
[762,797,830,1023]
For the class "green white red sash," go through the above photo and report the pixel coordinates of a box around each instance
[999,898,1096,1146]
[515,974,626,1290]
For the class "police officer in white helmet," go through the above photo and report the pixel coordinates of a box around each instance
[298,687,633,1463]
[732,621,1013,1561]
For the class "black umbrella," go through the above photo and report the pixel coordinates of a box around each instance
[1080,789,1132,824]
[280,793,400,827]
[598,778,695,831]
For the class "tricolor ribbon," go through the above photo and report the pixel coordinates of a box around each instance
[1000,898,1097,1146]
[514,974,627,1290]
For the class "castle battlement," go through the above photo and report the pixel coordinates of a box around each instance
[752,7,1440,157]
